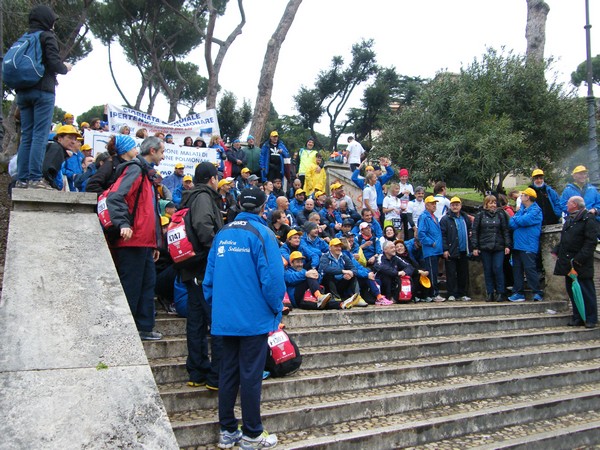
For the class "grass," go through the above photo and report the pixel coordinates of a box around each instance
[446,185,529,205]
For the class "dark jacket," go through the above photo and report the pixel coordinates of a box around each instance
[530,183,561,225]
[86,156,126,194]
[24,5,69,94]
[440,210,472,257]
[178,183,224,282]
[553,209,599,279]
[472,209,512,252]
[42,141,68,188]
[374,253,415,278]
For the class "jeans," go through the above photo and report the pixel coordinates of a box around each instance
[114,247,156,332]
[219,334,268,438]
[185,280,222,385]
[480,250,506,295]
[16,89,55,182]
[512,250,542,296]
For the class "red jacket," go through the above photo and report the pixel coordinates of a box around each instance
[106,157,160,248]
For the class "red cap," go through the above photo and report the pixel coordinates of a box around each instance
[399,168,409,177]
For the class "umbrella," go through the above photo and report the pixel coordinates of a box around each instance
[568,260,586,322]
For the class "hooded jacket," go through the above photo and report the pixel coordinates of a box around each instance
[23,5,69,93]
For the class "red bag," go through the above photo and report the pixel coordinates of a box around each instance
[399,275,412,301]
[268,330,297,364]
[167,208,199,265]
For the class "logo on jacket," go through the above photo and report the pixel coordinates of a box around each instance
[217,245,225,257]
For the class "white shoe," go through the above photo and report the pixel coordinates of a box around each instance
[461,296,471,301]
[317,293,331,309]
[433,295,446,302]
[447,296,456,301]
[341,293,359,309]
[239,431,278,449]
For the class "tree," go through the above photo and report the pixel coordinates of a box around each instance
[161,61,208,118]
[571,55,600,87]
[374,49,587,195]
[78,104,106,126]
[525,0,550,63]
[216,91,251,142]
[249,0,303,145]
[52,106,67,125]
[293,39,378,150]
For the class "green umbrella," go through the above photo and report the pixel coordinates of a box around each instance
[568,260,586,322]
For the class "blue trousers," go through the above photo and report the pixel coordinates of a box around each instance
[185,280,222,385]
[566,277,598,325]
[445,251,469,297]
[512,250,542,296]
[219,334,268,438]
[480,250,506,295]
[115,247,156,332]
[422,255,440,296]
[16,89,55,182]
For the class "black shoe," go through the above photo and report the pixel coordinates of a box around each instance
[567,319,584,327]
[496,293,507,302]
[486,293,494,302]
[585,322,597,329]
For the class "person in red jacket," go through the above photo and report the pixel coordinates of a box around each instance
[106,136,165,340]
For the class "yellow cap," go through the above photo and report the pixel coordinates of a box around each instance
[521,187,537,199]
[241,167,250,173]
[56,125,81,136]
[289,251,305,261]
[183,175,193,182]
[295,188,306,196]
[218,179,232,189]
[287,229,303,240]
[64,113,74,119]
[329,238,343,247]
[80,122,89,128]
[572,165,588,175]
[330,182,343,190]
[160,216,170,227]
[270,131,279,137]
[531,169,544,177]
[450,196,461,203]
[80,144,92,151]
[174,162,185,169]
[365,165,374,171]
[424,195,439,204]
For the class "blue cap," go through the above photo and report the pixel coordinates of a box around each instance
[114,135,136,155]
[232,139,240,143]
[247,135,254,141]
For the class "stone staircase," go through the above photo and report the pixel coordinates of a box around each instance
[143,301,600,449]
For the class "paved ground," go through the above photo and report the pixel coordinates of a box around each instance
[0,173,11,291]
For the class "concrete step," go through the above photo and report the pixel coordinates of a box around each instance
[144,325,597,374]
[153,301,568,336]
[172,363,600,448]
[156,341,600,413]
[427,410,600,449]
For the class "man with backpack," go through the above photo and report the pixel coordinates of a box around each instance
[105,136,165,341]
[178,162,224,390]
[9,5,72,190]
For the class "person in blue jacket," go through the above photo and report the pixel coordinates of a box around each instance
[417,196,444,302]
[318,238,361,308]
[260,130,289,182]
[289,189,307,215]
[280,229,320,269]
[508,188,544,302]
[528,169,562,225]
[351,159,395,219]
[301,221,329,255]
[284,251,337,309]
[352,209,384,238]
[560,165,600,223]
[203,186,284,449]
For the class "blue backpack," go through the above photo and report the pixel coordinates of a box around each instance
[2,31,45,90]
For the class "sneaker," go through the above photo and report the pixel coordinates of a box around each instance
[206,382,219,391]
[341,293,359,309]
[433,295,446,302]
[413,297,421,303]
[262,371,271,380]
[375,296,394,306]
[508,293,526,302]
[424,297,433,303]
[28,179,54,190]
[355,296,369,307]
[139,331,162,340]
[447,296,456,301]
[533,294,544,302]
[239,431,278,449]
[14,180,28,189]
[218,428,243,449]
[461,296,471,302]
[187,380,206,388]
[316,293,331,309]
[585,322,598,329]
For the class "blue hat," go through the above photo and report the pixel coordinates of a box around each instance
[232,139,240,144]
[100,121,108,127]
[165,134,173,139]
[114,135,136,156]
[247,135,254,141]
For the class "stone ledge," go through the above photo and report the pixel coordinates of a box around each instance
[11,188,97,213]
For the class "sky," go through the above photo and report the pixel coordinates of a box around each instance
[55,0,599,135]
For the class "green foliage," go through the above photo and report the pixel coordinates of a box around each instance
[571,55,600,87]
[52,105,67,124]
[77,104,105,126]
[161,61,209,116]
[375,49,588,195]
[294,39,378,150]
[217,91,251,142]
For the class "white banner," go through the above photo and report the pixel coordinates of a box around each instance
[84,130,217,177]
[107,105,220,146]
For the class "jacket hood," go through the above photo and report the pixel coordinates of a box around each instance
[29,5,58,31]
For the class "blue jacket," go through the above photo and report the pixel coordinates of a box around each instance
[355,233,381,261]
[301,234,329,256]
[203,212,284,336]
[321,209,343,233]
[560,183,600,222]
[162,173,183,193]
[289,198,305,215]
[352,219,383,238]
[319,251,357,280]
[510,202,543,253]
[280,241,320,269]
[342,249,372,279]
[265,193,277,214]
[63,151,83,191]
[284,267,320,307]
[417,212,443,258]
[351,165,394,206]
[260,140,290,181]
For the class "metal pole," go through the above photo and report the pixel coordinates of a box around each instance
[584,0,599,185]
